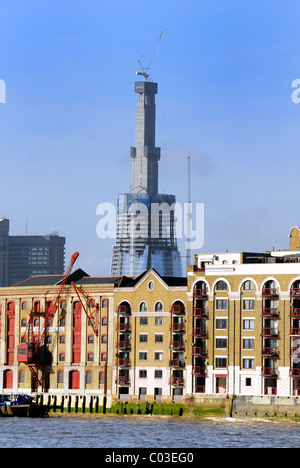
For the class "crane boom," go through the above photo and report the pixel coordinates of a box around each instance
[136,28,167,81]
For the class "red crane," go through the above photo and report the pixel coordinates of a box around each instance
[17,252,79,391]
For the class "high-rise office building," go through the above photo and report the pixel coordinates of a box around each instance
[111,80,182,277]
[0,219,65,286]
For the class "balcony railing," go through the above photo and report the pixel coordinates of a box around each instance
[192,327,208,337]
[193,288,207,298]
[169,341,185,350]
[264,387,277,395]
[290,327,300,337]
[169,376,184,386]
[116,340,131,350]
[115,358,130,367]
[290,307,300,317]
[192,307,208,318]
[262,288,279,297]
[195,385,205,393]
[261,347,279,358]
[170,304,185,314]
[115,376,130,385]
[169,323,185,332]
[261,367,278,377]
[116,323,131,332]
[290,368,300,377]
[290,287,300,297]
[261,327,278,337]
[169,359,185,368]
[290,347,300,358]
[116,305,131,314]
[192,366,206,376]
[261,308,279,317]
[191,346,208,357]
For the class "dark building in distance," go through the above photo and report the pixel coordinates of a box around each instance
[0,219,65,286]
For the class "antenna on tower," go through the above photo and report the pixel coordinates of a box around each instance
[186,157,192,269]
[136,28,167,81]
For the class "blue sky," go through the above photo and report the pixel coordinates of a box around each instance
[1,0,300,275]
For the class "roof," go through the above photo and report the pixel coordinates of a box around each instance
[10,268,187,289]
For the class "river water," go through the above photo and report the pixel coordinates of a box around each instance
[1,415,299,449]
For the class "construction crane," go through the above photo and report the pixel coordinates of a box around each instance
[17,251,101,392]
[136,28,167,81]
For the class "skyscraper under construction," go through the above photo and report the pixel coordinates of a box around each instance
[110,78,182,277]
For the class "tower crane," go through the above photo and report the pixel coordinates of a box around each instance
[136,28,167,81]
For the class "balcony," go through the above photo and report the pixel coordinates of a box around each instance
[169,359,185,368]
[290,368,300,377]
[169,322,185,332]
[262,287,279,297]
[193,288,207,298]
[261,327,278,337]
[115,376,130,385]
[192,307,208,318]
[290,327,300,337]
[115,358,130,367]
[192,346,208,357]
[261,347,279,358]
[290,287,300,297]
[170,304,185,314]
[195,385,205,394]
[116,304,131,314]
[169,376,184,386]
[116,340,131,350]
[192,366,206,376]
[290,347,300,358]
[290,307,300,317]
[264,387,277,395]
[261,308,279,318]
[169,341,185,350]
[116,323,131,332]
[261,367,278,377]
[192,327,208,338]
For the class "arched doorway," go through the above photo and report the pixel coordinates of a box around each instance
[4,369,13,389]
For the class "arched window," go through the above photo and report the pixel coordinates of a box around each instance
[59,335,66,344]
[243,280,255,291]
[21,302,27,311]
[21,318,27,327]
[88,335,94,344]
[139,302,148,312]
[87,353,94,362]
[101,352,107,362]
[101,335,107,344]
[102,317,107,326]
[59,353,65,362]
[216,280,227,291]
[155,302,163,312]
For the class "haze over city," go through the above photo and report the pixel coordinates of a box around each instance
[1,0,300,275]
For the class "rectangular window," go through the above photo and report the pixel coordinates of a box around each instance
[243,358,254,369]
[139,334,148,343]
[155,317,163,326]
[216,319,227,329]
[243,319,255,330]
[140,317,148,326]
[139,370,147,378]
[216,358,227,368]
[243,339,254,349]
[216,299,227,310]
[155,334,163,343]
[139,352,147,361]
[216,338,227,349]
[243,299,255,310]
[154,370,163,378]
[155,352,163,361]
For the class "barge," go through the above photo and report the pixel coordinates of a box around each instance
[0,394,48,418]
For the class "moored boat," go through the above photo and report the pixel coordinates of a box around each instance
[0,394,48,417]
